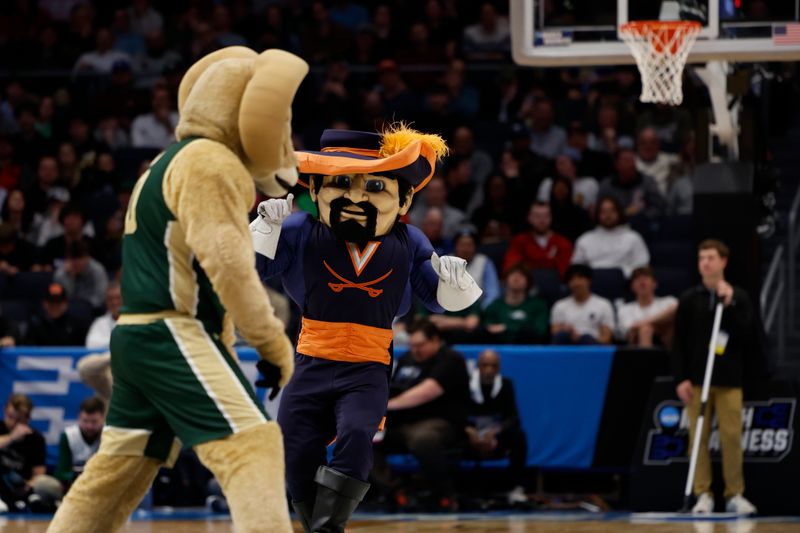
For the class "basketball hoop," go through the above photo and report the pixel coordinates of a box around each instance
[620,20,701,106]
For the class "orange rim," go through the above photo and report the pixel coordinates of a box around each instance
[620,20,701,54]
[620,20,702,34]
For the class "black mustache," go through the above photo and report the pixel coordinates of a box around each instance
[328,197,378,245]
[330,198,378,218]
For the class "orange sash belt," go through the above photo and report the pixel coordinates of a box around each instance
[296,317,393,365]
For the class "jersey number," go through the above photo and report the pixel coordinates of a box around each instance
[124,169,151,235]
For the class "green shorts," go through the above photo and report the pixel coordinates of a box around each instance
[103,317,267,463]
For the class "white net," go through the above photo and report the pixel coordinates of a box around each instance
[620,21,701,106]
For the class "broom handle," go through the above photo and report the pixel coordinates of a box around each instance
[682,301,724,508]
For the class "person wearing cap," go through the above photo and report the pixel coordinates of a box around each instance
[253,124,482,532]
[25,282,87,346]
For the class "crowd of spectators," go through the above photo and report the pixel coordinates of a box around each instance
[0,0,703,350]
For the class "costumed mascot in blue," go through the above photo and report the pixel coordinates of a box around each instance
[251,124,482,532]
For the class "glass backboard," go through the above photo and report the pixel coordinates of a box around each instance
[511,0,800,66]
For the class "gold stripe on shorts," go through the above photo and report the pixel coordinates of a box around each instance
[165,317,265,434]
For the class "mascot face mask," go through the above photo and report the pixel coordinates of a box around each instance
[311,173,413,243]
[298,127,448,243]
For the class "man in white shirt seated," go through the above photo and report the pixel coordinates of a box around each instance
[131,86,179,149]
[85,283,121,349]
[617,266,678,348]
[571,197,650,277]
[550,264,615,345]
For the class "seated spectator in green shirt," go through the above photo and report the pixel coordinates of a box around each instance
[54,397,105,491]
[483,264,549,344]
[417,297,483,345]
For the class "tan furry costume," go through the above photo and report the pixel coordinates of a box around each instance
[47,47,308,533]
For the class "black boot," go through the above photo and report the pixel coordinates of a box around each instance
[292,500,314,533]
[310,466,370,533]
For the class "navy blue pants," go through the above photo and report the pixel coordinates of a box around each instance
[278,354,389,502]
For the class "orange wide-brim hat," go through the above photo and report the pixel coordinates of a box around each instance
[295,130,439,193]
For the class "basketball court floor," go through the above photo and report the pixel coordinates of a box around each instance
[2,511,800,532]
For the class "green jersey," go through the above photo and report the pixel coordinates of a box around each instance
[121,137,226,334]
[483,296,549,343]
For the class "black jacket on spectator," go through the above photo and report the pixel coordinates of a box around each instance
[25,311,87,346]
[671,285,768,388]
[390,345,470,427]
[0,421,46,480]
[467,376,521,434]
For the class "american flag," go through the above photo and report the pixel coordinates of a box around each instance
[773,23,800,45]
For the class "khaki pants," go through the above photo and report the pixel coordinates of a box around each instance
[686,385,744,498]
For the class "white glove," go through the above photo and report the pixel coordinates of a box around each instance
[431,253,470,289]
[257,193,294,224]
[430,252,482,312]
[250,193,293,259]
